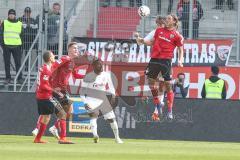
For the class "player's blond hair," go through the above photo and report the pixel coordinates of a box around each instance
[170,14,179,29]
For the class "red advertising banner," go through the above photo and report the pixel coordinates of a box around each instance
[68,64,240,100]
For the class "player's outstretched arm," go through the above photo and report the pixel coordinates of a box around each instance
[177,46,184,67]
[72,54,94,67]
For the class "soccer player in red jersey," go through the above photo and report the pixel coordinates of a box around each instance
[34,51,63,143]
[135,16,167,121]
[49,42,86,144]
[145,14,184,119]
[32,42,87,144]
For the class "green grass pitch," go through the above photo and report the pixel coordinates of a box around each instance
[0,135,240,160]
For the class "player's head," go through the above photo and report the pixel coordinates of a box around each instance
[43,50,55,63]
[68,42,79,58]
[92,59,103,74]
[211,66,219,75]
[156,15,166,28]
[52,2,60,14]
[8,9,16,20]
[165,14,179,29]
[24,7,31,17]
[177,72,185,82]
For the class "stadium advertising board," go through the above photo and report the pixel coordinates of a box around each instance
[68,66,240,100]
[73,37,233,66]
[68,97,91,133]
[1,93,240,142]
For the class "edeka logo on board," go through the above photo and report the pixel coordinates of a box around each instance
[68,97,92,133]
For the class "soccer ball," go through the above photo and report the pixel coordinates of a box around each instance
[138,5,150,17]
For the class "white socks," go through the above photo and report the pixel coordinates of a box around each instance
[110,120,120,139]
[90,118,98,137]
[91,118,120,140]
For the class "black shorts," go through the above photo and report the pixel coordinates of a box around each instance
[37,98,58,115]
[145,58,172,81]
[53,91,73,114]
[53,91,73,106]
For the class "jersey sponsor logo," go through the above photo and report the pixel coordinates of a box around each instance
[43,75,49,80]
[158,36,171,42]
[93,82,105,88]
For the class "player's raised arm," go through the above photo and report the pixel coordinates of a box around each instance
[177,46,184,67]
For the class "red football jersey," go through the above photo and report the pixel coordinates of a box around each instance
[51,55,84,91]
[36,64,53,99]
[151,27,184,59]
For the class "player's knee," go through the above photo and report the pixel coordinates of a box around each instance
[147,77,156,85]
[63,104,72,114]
[57,110,67,119]
[42,115,51,124]
[165,81,172,92]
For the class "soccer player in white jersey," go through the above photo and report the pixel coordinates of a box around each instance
[80,59,123,144]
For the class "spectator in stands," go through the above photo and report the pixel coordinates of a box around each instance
[168,0,173,14]
[212,0,234,10]
[201,66,226,99]
[173,73,189,98]
[177,0,203,39]
[47,2,68,55]
[18,7,38,71]
[129,0,142,7]
[102,0,122,7]
[0,9,23,84]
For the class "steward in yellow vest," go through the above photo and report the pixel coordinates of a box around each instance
[0,9,23,84]
[201,66,226,99]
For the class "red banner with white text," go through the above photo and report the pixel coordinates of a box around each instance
[68,65,240,100]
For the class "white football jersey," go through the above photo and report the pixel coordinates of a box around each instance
[144,29,156,41]
[80,71,115,111]
[80,71,115,98]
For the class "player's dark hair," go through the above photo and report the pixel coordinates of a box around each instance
[43,50,52,63]
[155,15,166,26]
[177,72,185,78]
[68,42,78,49]
[211,66,219,75]
[53,2,60,6]
[92,59,100,65]
[170,14,179,29]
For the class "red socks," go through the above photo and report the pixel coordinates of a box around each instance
[149,84,159,105]
[54,120,60,130]
[35,122,47,140]
[59,119,66,139]
[36,116,43,129]
[167,91,174,113]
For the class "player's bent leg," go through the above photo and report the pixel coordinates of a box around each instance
[62,104,73,119]
[54,101,73,143]
[89,112,99,143]
[55,110,73,144]
[148,78,164,121]
[104,112,123,144]
[148,77,160,105]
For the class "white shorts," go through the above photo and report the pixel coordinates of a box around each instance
[103,110,116,120]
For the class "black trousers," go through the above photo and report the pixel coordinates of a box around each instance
[182,21,200,39]
[2,46,22,79]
